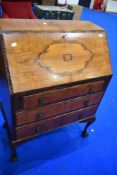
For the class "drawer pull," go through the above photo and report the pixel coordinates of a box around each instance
[38,96,45,106]
[84,101,88,107]
[36,112,43,120]
[35,127,40,134]
[79,114,83,119]
[88,87,92,93]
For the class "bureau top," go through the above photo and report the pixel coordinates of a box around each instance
[0,19,112,94]
[0,19,104,32]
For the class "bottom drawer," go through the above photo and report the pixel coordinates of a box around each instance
[16,105,97,140]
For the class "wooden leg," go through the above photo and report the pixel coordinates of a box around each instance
[80,116,96,137]
[0,102,18,162]
[10,145,18,162]
[3,122,7,128]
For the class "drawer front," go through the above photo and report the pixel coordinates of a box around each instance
[23,80,104,109]
[16,105,97,140]
[16,92,103,126]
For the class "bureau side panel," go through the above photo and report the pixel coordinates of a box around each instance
[0,35,14,136]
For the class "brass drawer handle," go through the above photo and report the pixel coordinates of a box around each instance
[79,114,83,119]
[88,87,92,93]
[35,127,40,134]
[38,96,45,106]
[84,101,88,107]
[36,112,43,120]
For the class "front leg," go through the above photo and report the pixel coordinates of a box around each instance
[3,122,7,128]
[80,116,96,137]
[10,144,18,162]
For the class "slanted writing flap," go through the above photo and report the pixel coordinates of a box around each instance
[1,29,112,93]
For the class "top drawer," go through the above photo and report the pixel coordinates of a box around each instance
[23,80,105,110]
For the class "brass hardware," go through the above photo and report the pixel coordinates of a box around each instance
[36,112,43,120]
[88,87,92,93]
[35,127,40,134]
[38,96,45,105]
[84,101,88,107]
[79,114,83,119]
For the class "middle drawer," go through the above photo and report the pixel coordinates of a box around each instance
[15,92,103,126]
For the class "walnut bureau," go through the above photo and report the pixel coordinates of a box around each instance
[0,19,112,161]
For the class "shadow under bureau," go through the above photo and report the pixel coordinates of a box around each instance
[0,19,112,161]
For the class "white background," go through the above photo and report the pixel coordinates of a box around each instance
[58,0,79,5]
[106,0,117,12]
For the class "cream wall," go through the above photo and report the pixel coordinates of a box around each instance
[67,0,79,5]
[106,0,117,12]
[58,0,79,5]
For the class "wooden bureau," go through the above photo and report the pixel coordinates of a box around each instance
[0,19,112,161]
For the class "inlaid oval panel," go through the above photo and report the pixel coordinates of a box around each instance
[36,42,93,76]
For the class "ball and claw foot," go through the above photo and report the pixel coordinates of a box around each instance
[81,119,96,137]
[10,153,18,162]
[3,122,7,128]
[10,148,18,162]
[82,130,89,137]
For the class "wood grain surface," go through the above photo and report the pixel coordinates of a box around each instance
[0,19,104,32]
[2,30,112,93]
[16,105,97,139]
[0,19,113,147]
[23,80,104,109]
[16,92,103,126]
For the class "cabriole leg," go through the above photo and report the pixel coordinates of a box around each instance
[10,145,18,162]
[3,122,7,128]
[81,116,96,137]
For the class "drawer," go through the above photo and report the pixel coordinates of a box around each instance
[23,80,105,109]
[16,105,97,140]
[16,92,103,126]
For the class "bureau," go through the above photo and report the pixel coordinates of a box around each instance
[0,19,112,161]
